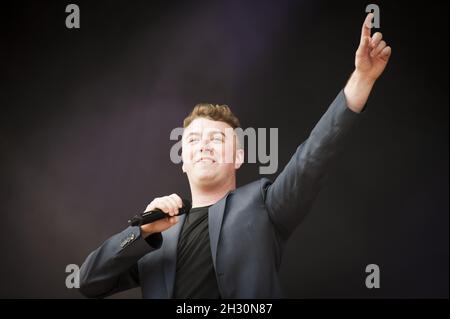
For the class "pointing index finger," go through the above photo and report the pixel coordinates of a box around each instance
[361,13,373,42]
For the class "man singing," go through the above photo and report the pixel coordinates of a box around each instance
[79,13,391,298]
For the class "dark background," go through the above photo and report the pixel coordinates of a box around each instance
[0,0,448,298]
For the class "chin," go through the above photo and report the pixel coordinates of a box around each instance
[193,173,220,186]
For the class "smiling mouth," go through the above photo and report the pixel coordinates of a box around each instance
[196,158,216,163]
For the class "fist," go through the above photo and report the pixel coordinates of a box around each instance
[140,194,183,237]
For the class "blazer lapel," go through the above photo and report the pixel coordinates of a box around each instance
[162,214,185,298]
[208,192,231,268]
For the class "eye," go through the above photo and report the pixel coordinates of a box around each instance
[187,137,199,143]
[212,136,224,142]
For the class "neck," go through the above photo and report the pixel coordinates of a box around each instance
[189,178,236,208]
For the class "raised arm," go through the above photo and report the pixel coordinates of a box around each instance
[264,13,392,239]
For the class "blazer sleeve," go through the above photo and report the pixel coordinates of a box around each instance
[79,226,162,298]
[263,89,363,239]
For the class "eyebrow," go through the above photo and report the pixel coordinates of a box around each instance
[185,131,226,138]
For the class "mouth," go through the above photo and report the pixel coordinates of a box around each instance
[196,157,216,164]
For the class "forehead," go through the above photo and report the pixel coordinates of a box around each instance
[184,118,233,134]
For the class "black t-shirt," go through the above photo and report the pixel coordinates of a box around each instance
[173,205,221,299]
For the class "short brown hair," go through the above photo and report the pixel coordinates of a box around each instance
[183,103,240,129]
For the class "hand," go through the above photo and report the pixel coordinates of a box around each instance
[140,194,183,237]
[355,13,392,81]
[344,13,393,112]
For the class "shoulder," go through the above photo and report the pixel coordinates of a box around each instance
[232,178,273,201]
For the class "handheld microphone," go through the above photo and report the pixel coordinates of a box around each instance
[128,199,191,227]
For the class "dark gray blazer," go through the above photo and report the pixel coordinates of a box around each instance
[79,90,361,298]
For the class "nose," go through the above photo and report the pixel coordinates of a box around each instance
[199,137,213,153]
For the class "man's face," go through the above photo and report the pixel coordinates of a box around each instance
[182,118,244,188]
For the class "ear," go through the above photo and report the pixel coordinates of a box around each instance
[182,162,186,173]
[234,148,244,170]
